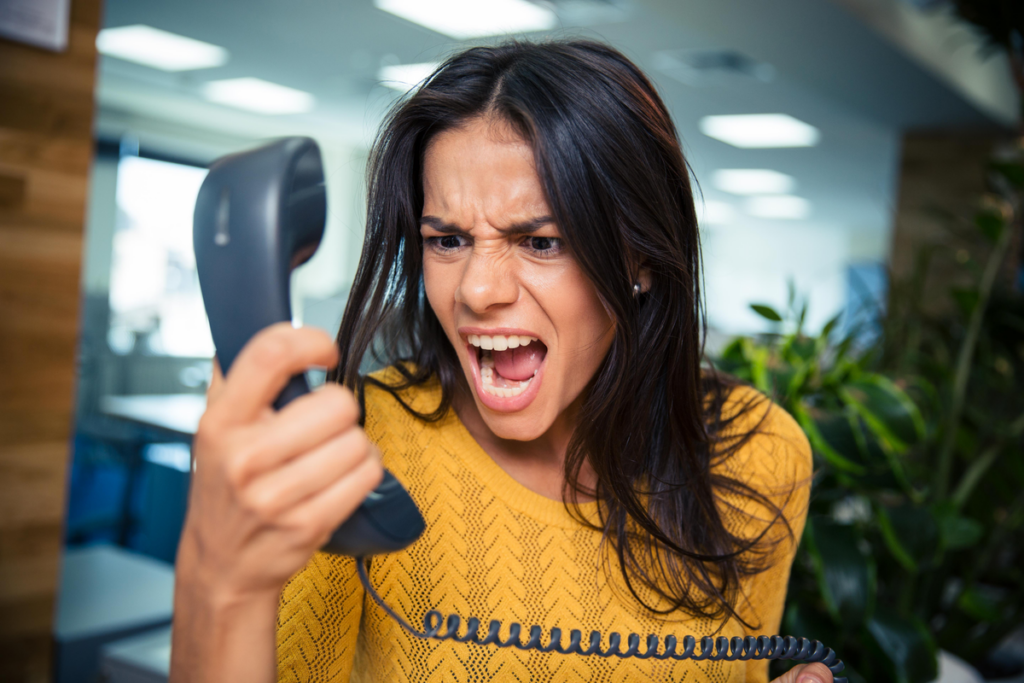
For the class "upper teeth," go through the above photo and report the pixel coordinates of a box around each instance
[468,334,537,351]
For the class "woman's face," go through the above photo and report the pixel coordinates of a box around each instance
[421,117,615,442]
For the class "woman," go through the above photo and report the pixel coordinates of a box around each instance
[171,40,827,683]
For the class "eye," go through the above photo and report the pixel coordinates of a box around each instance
[523,236,562,255]
[425,234,467,253]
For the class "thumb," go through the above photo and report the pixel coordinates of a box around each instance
[771,663,834,683]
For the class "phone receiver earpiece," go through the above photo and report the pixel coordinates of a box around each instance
[194,136,426,556]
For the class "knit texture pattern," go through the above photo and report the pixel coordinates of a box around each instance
[277,369,811,683]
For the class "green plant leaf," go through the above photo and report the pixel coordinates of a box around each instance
[951,444,1001,510]
[956,585,1002,622]
[841,375,924,449]
[789,337,817,362]
[874,504,940,572]
[941,515,984,551]
[815,409,869,464]
[951,287,981,317]
[990,161,1024,189]
[719,337,748,362]
[748,344,771,394]
[751,303,783,322]
[974,208,1005,243]
[865,609,938,683]
[794,405,867,474]
[783,601,840,645]
[804,517,874,627]
[821,312,842,340]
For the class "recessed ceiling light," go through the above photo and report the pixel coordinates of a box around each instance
[713,169,796,195]
[374,0,557,39]
[379,62,440,92]
[700,114,820,148]
[700,200,736,225]
[97,25,228,71]
[745,195,811,220]
[202,78,315,115]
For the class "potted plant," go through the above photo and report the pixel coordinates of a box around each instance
[714,156,1024,683]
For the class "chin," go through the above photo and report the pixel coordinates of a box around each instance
[473,398,559,441]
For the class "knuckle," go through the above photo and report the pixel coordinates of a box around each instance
[321,385,359,422]
[195,412,222,442]
[238,488,269,521]
[355,432,374,461]
[223,458,247,489]
[369,458,385,481]
[223,444,259,487]
[360,457,384,487]
[193,415,227,461]
[246,488,281,522]
[291,514,324,546]
[337,429,371,466]
[251,334,292,370]
[345,426,369,450]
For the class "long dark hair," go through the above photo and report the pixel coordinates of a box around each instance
[328,39,786,626]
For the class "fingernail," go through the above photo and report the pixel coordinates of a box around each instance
[798,675,823,683]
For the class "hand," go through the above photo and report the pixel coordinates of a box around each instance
[770,663,835,683]
[177,321,383,604]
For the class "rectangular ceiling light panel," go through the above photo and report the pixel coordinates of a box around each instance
[699,200,737,226]
[713,169,796,195]
[379,62,441,91]
[202,78,315,115]
[97,25,229,71]
[375,0,557,39]
[745,195,811,220]
[700,114,820,148]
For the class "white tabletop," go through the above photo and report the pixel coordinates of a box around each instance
[102,626,172,680]
[55,545,175,641]
[100,394,207,436]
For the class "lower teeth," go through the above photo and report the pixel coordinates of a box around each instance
[479,351,535,398]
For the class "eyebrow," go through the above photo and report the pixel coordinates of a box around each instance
[420,215,555,236]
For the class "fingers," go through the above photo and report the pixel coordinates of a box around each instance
[212,323,340,425]
[280,454,384,545]
[772,663,834,683]
[216,384,361,481]
[243,426,374,517]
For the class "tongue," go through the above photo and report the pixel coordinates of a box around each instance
[493,342,546,381]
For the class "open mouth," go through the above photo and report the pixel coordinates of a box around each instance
[466,333,548,408]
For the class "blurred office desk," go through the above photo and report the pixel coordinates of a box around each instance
[55,545,175,683]
[100,394,206,437]
[102,626,171,683]
[95,394,204,547]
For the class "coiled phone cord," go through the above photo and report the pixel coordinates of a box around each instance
[356,558,847,683]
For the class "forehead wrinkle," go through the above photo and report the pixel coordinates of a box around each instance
[422,118,548,237]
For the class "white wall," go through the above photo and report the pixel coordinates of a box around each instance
[701,221,850,335]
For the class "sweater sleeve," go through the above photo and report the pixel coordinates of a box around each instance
[714,388,813,683]
[276,552,364,683]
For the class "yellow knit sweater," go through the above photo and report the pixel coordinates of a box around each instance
[277,369,811,683]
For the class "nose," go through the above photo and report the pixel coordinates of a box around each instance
[455,248,518,313]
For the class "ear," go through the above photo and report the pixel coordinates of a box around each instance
[626,250,652,295]
[636,267,652,294]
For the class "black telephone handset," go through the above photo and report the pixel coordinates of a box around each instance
[194,137,846,682]
[193,136,425,557]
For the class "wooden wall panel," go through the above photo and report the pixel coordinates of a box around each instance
[888,132,1010,316]
[0,0,103,680]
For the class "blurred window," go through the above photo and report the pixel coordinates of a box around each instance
[108,155,213,357]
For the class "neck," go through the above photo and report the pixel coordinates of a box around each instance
[452,384,597,502]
